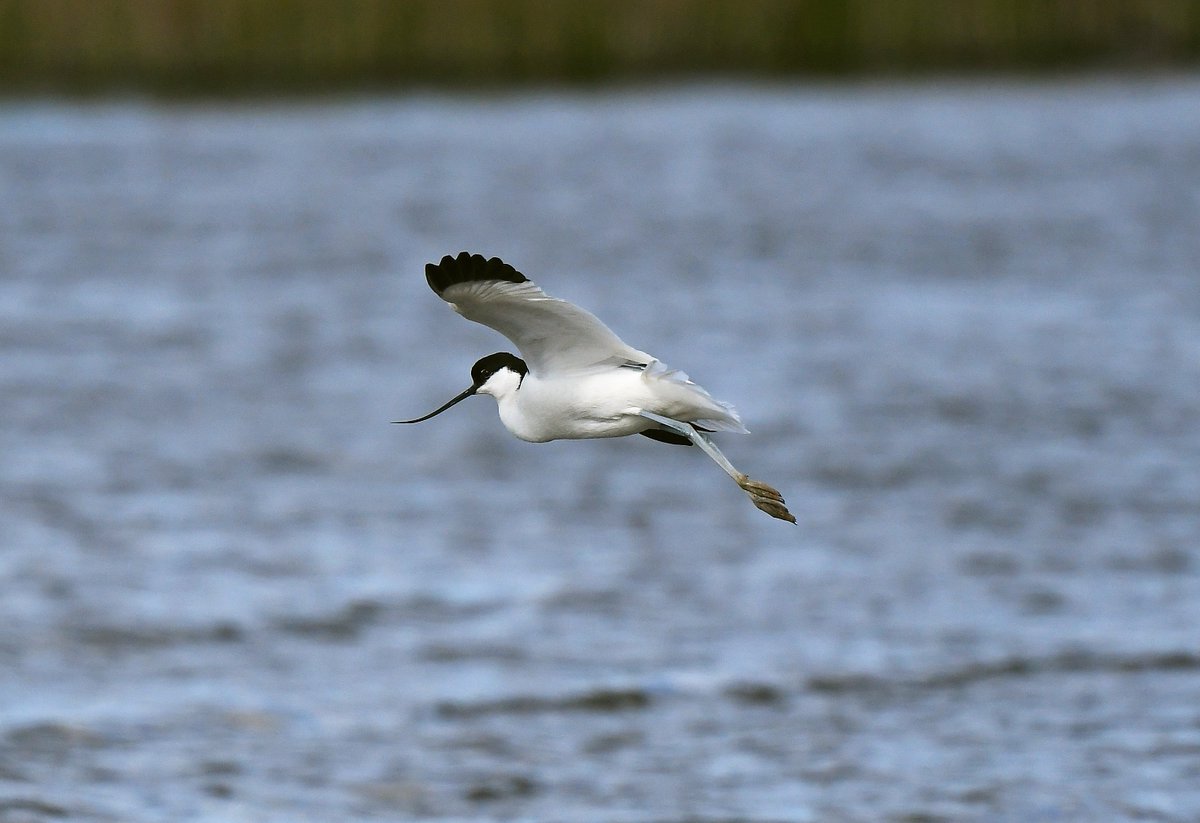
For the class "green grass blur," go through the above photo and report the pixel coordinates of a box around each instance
[1,0,1197,94]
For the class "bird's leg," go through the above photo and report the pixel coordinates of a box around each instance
[638,411,796,524]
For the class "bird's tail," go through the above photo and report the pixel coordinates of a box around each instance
[643,360,750,434]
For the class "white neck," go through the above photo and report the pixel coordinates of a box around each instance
[475,367,524,402]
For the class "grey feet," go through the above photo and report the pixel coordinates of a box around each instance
[737,475,797,524]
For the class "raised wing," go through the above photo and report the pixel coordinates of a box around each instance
[425,252,652,376]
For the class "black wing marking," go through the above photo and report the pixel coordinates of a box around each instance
[426,252,527,296]
[640,429,694,447]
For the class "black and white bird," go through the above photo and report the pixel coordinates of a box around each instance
[395,252,794,523]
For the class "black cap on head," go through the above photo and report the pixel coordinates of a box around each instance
[471,352,528,386]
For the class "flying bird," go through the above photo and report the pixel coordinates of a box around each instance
[395,252,794,523]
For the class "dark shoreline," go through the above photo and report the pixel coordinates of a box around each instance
[3,0,1198,96]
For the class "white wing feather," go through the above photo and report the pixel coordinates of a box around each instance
[440,279,652,376]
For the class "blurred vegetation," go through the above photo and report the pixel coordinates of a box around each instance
[1,0,1197,94]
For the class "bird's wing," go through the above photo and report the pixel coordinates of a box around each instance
[425,252,652,376]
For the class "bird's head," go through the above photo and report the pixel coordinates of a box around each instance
[470,352,527,399]
[392,352,527,424]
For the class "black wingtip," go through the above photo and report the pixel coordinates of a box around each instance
[425,252,528,296]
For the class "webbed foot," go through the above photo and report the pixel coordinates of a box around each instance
[737,475,797,524]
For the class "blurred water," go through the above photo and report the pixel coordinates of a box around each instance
[2,77,1200,822]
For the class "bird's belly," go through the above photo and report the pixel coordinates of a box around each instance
[500,375,652,442]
